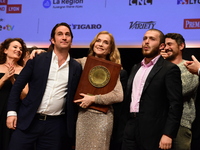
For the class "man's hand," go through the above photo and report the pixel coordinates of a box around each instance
[184,55,200,75]
[159,135,172,149]
[6,116,17,130]
[160,50,169,59]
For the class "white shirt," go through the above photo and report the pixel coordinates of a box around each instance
[37,51,69,115]
[7,51,69,116]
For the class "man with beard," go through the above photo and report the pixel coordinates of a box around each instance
[160,33,199,150]
[121,29,183,150]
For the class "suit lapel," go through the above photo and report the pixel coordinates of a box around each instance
[68,58,76,92]
[127,63,141,97]
[142,56,164,93]
[41,51,52,88]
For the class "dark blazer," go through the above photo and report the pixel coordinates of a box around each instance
[7,51,82,138]
[123,56,183,149]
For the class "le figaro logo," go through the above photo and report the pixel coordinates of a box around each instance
[129,21,156,29]
[43,0,84,9]
[177,0,200,4]
[129,0,152,6]
[0,0,22,13]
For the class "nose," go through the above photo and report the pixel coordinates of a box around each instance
[99,41,103,46]
[164,45,169,50]
[144,38,149,44]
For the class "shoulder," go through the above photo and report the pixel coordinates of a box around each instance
[70,57,82,68]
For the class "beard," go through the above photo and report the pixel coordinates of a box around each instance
[165,51,178,61]
[142,45,160,58]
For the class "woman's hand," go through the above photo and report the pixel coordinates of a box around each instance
[74,93,95,108]
[29,49,46,59]
[4,63,15,84]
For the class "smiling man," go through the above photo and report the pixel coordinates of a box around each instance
[121,29,183,150]
[6,22,82,150]
[161,33,199,150]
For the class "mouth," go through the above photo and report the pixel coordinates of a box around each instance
[14,51,21,57]
[96,47,104,51]
[165,49,173,53]
[143,46,149,50]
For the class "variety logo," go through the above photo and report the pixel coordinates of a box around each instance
[184,19,200,29]
[129,0,152,6]
[129,21,156,29]
[0,24,14,31]
[70,24,102,29]
[177,0,200,4]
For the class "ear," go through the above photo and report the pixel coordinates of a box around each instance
[159,43,165,50]
[51,38,55,45]
[179,43,184,51]
[4,48,8,54]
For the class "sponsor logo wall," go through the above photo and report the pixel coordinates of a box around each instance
[0,0,199,48]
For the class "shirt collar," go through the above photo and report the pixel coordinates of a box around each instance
[141,55,160,67]
[52,50,70,65]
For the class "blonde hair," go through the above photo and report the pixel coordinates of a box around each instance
[88,31,121,65]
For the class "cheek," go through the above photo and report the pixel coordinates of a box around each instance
[104,46,111,53]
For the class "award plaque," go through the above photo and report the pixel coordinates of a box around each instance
[74,56,121,113]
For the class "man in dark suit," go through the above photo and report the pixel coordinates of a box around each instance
[6,22,82,150]
[121,29,183,150]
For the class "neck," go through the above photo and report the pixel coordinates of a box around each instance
[5,58,18,66]
[54,48,69,60]
[168,55,183,65]
[170,58,183,65]
[144,56,156,64]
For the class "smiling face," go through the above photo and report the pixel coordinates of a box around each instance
[93,34,111,59]
[164,38,182,61]
[4,41,23,61]
[51,25,72,51]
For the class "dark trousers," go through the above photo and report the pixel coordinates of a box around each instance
[121,114,140,150]
[8,115,70,150]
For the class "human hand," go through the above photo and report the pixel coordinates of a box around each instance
[184,55,200,75]
[160,50,169,59]
[159,135,172,149]
[6,116,17,130]
[4,63,15,81]
[74,93,95,108]
[29,49,46,59]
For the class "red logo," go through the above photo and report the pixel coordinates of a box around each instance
[6,4,21,13]
[0,0,8,5]
[184,19,200,29]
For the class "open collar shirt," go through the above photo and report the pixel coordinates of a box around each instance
[130,55,160,112]
[37,51,70,116]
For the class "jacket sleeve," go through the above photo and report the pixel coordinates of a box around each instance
[163,64,183,138]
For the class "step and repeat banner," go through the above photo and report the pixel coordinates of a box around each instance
[0,0,200,48]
